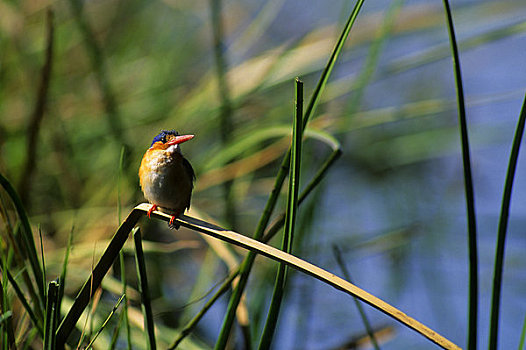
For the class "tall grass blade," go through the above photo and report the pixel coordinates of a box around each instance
[56,208,142,348]
[0,277,15,349]
[134,228,157,350]
[39,226,47,297]
[258,78,303,350]
[0,311,12,325]
[23,328,39,350]
[118,146,126,223]
[441,2,479,349]
[489,93,526,350]
[0,173,46,310]
[346,0,403,116]
[0,204,42,323]
[303,0,366,127]
[84,294,125,350]
[57,226,74,327]
[109,305,125,349]
[519,313,526,350]
[44,281,59,350]
[262,147,341,242]
[118,145,132,350]
[4,268,43,336]
[168,270,239,349]
[117,250,132,348]
[215,0,365,346]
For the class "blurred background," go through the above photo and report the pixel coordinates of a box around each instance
[1,0,526,348]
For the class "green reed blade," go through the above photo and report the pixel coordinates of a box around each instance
[333,246,380,350]
[44,281,59,350]
[134,229,157,350]
[489,93,526,350]
[441,1,479,348]
[519,313,526,350]
[118,145,132,350]
[258,78,303,350]
[0,274,15,348]
[4,268,43,336]
[57,226,74,328]
[84,294,125,350]
[0,173,46,312]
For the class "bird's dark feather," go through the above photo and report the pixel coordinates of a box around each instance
[151,130,178,147]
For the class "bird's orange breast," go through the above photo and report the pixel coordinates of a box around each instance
[139,147,194,214]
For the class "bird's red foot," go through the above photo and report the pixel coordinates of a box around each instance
[147,204,158,219]
[169,212,181,230]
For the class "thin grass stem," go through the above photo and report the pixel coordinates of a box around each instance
[0,173,46,313]
[118,145,132,350]
[346,0,403,117]
[57,226,74,328]
[77,249,99,348]
[0,206,42,319]
[84,294,125,349]
[39,226,46,298]
[519,313,526,350]
[109,305,125,349]
[134,228,157,350]
[22,327,39,350]
[263,148,341,241]
[489,93,526,350]
[4,268,43,336]
[0,311,12,325]
[333,246,380,350]
[258,78,303,350]
[441,1,479,348]
[118,146,125,224]
[0,268,15,348]
[118,251,132,349]
[43,281,59,350]
[168,270,239,349]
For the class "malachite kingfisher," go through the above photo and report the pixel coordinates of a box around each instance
[139,130,195,228]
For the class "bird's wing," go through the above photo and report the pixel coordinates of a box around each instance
[182,157,196,185]
[182,156,195,211]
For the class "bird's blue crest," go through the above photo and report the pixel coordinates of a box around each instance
[150,130,179,147]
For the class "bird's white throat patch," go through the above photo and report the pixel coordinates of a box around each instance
[166,144,179,154]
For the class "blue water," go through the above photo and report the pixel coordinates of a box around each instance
[168,0,526,348]
[268,0,526,348]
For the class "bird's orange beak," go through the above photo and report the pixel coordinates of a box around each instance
[166,134,195,145]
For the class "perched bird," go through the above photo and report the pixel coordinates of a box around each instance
[139,130,195,228]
